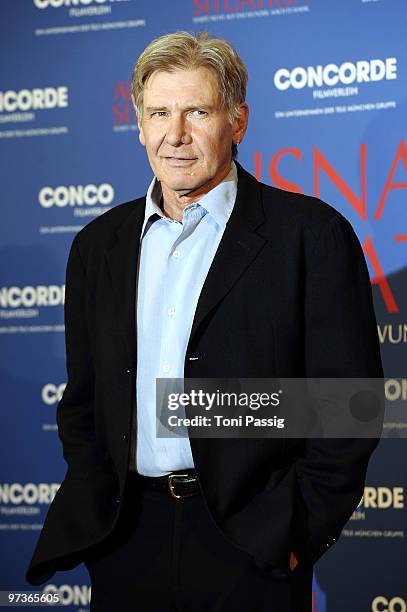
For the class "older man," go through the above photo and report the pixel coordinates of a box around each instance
[26,32,383,612]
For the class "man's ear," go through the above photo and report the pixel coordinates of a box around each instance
[138,118,146,146]
[136,109,146,146]
[232,102,249,146]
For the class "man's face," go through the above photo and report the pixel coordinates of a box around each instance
[138,66,248,197]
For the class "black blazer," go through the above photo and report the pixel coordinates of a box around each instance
[26,162,383,585]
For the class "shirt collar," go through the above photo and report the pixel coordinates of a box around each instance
[141,161,238,238]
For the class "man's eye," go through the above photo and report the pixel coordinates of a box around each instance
[152,111,168,117]
[190,110,207,116]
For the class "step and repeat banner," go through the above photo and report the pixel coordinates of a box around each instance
[0,1,406,610]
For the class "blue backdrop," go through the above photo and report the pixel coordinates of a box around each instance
[0,1,406,610]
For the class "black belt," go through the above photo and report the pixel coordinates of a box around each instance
[130,469,200,500]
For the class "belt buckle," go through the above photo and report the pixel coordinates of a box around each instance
[168,473,196,500]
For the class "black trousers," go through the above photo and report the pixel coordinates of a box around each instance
[83,472,312,611]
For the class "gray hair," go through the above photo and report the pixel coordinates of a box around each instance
[131,31,248,158]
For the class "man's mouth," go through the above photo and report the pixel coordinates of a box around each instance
[165,157,197,160]
[163,156,199,166]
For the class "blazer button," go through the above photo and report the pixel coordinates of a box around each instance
[125,369,131,374]
[122,433,128,443]
[115,497,121,505]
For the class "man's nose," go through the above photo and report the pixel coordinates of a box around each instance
[165,115,192,146]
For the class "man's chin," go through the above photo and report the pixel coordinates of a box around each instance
[164,181,209,198]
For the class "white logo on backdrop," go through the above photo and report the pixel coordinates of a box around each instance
[42,384,67,405]
[39,183,114,208]
[274,58,397,91]
[0,87,68,112]
[0,286,65,309]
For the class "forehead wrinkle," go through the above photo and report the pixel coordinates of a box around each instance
[143,69,221,105]
[145,103,216,112]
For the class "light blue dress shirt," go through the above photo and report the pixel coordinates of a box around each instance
[135,162,238,476]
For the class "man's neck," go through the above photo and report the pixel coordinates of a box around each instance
[160,162,233,222]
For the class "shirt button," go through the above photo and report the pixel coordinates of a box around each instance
[167,306,176,316]
[162,364,171,373]
[173,250,181,258]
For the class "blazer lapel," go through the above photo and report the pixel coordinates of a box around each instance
[105,199,146,366]
[188,162,267,347]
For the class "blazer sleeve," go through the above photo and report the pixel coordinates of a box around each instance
[56,235,100,479]
[292,212,384,567]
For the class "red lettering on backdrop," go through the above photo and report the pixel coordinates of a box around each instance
[314,145,367,220]
[363,236,399,313]
[252,146,402,313]
[192,0,309,14]
[374,139,407,220]
[254,151,262,181]
[270,148,303,193]
[224,0,239,12]
[240,0,257,10]
[198,0,222,13]
[253,148,303,192]
[113,80,137,125]
[192,0,210,15]
[312,590,321,612]
[113,80,131,101]
[113,105,130,125]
